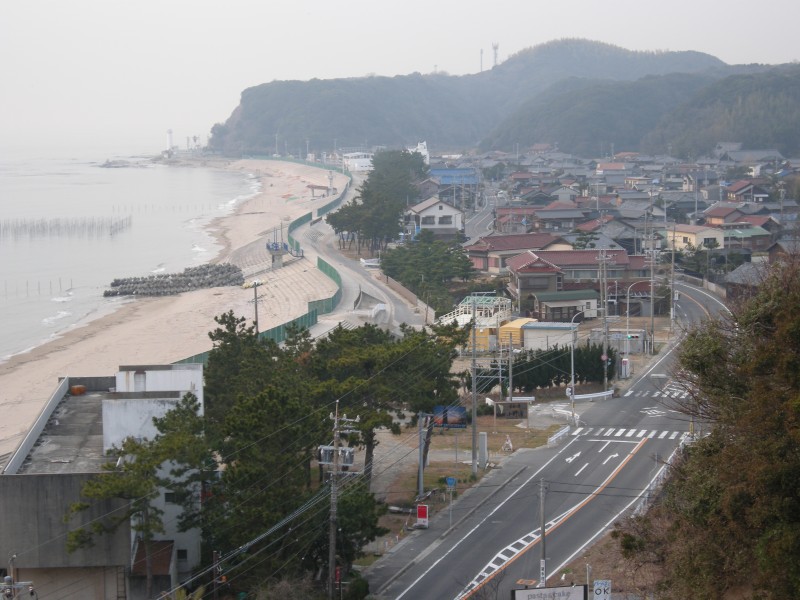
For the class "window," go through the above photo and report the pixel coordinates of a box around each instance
[421,216,435,225]
[165,492,177,504]
[438,215,452,225]
[438,204,443,210]
[177,549,188,561]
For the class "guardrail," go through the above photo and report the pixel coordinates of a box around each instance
[547,425,571,447]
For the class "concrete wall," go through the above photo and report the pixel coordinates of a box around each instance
[116,364,203,408]
[522,327,573,351]
[17,566,123,600]
[0,474,130,569]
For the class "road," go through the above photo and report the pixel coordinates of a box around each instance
[365,282,728,599]
[464,184,497,243]
[296,175,427,334]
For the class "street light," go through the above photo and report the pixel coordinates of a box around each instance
[569,310,585,426]
[625,281,639,358]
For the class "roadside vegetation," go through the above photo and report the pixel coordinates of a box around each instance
[611,255,800,598]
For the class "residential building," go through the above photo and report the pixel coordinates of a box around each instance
[665,224,725,251]
[404,197,464,239]
[463,232,568,273]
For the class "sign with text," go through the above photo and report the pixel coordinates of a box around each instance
[593,580,611,599]
[433,405,467,428]
[511,585,587,599]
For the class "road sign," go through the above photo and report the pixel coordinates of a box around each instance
[593,579,611,599]
[416,504,429,528]
[446,477,456,490]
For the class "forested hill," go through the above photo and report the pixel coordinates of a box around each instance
[210,40,800,155]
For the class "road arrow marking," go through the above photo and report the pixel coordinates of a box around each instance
[565,451,581,464]
[603,453,619,465]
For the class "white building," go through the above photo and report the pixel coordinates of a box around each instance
[0,363,204,599]
[405,196,464,239]
[342,152,373,172]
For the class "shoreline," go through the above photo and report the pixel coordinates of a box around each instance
[0,159,350,456]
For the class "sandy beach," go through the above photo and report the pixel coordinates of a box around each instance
[0,159,350,457]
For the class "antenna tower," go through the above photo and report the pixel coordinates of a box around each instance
[492,42,499,67]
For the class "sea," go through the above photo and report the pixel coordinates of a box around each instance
[0,150,260,363]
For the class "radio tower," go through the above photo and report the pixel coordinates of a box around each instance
[492,42,499,67]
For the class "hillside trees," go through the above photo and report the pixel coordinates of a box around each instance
[615,255,800,597]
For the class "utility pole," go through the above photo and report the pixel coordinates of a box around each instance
[538,479,547,587]
[328,401,359,600]
[508,332,514,404]
[471,296,478,477]
[597,247,612,390]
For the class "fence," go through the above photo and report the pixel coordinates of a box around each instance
[175,170,351,365]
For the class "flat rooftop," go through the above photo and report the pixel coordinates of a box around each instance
[19,390,107,475]
[17,387,182,475]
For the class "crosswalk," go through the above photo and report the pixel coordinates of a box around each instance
[571,427,685,440]
[623,388,690,399]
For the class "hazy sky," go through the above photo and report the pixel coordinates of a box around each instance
[2,0,798,156]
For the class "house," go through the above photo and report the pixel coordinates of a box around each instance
[768,238,800,264]
[533,249,634,284]
[531,289,600,322]
[715,225,771,252]
[505,248,639,316]
[463,232,568,273]
[505,251,564,316]
[725,262,764,301]
[665,224,725,251]
[739,214,782,237]
[704,205,745,226]
[725,179,770,203]
[531,207,589,232]
[404,197,464,239]
[0,364,204,599]
[495,206,538,233]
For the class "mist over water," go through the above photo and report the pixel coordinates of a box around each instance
[0,152,259,362]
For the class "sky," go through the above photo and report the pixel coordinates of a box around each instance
[2,0,798,157]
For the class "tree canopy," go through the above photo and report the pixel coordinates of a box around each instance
[326,149,428,253]
[614,255,800,597]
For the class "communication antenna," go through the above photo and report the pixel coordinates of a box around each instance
[492,42,499,67]
[166,129,173,151]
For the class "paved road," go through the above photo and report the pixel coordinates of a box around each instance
[364,283,728,599]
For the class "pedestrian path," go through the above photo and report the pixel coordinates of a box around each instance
[571,427,686,440]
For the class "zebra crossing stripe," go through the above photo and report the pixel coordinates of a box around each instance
[648,430,657,438]
[669,431,680,439]
[658,431,668,439]
[625,429,636,437]
[652,391,661,397]
[624,390,634,397]
[572,428,584,436]
[614,429,625,437]
[637,429,647,437]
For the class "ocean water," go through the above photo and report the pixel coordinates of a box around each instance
[0,152,259,362]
